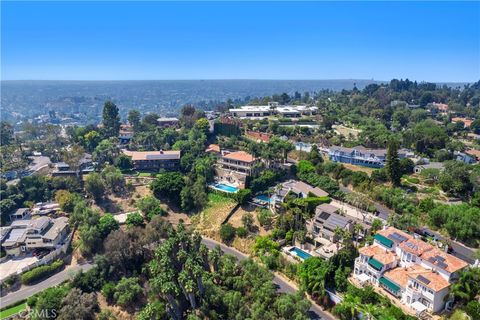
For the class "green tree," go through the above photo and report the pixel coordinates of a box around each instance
[93,138,120,167]
[28,286,69,320]
[234,188,252,204]
[115,154,133,171]
[102,101,121,138]
[385,139,401,186]
[127,109,141,131]
[136,196,167,220]
[439,161,473,197]
[125,212,144,228]
[114,277,143,308]
[98,213,119,238]
[0,121,14,146]
[220,223,236,243]
[54,190,77,213]
[85,172,105,202]
[58,288,99,320]
[241,212,254,231]
[151,172,185,205]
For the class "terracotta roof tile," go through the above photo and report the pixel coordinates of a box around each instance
[421,248,468,274]
[223,151,256,163]
[400,238,434,256]
[359,245,397,265]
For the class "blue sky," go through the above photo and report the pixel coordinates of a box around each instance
[2,1,479,82]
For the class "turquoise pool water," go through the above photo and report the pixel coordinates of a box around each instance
[290,247,312,260]
[255,195,272,203]
[211,183,239,193]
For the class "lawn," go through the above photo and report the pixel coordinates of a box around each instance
[0,302,27,319]
[138,172,152,177]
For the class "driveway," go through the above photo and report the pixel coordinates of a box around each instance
[0,257,39,282]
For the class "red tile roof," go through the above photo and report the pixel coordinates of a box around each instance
[222,151,256,163]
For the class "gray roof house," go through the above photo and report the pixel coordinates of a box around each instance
[1,216,69,256]
[272,180,328,213]
[307,203,353,244]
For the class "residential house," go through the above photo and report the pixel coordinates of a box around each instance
[465,149,480,162]
[1,216,69,256]
[122,150,180,171]
[51,153,94,176]
[215,150,258,188]
[430,103,449,116]
[452,117,473,128]
[229,104,317,119]
[328,146,407,168]
[205,144,221,156]
[353,227,468,314]
[157,117,180,128]
[10,208,31,221]
[454,151,476,164]
[119,124,134,144]
[245,131,272,143]
[272,179,328,212]
[306,203,353,245]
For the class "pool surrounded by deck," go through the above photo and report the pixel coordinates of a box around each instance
[289,247,312,260]
[210,183,239,193]
[254,194,272,203]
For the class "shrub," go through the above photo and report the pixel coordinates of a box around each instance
[125,212,144,228]
[236,227,248,238]
[220,223,236,243]
[21,260,64,285]
[101,282,116,303]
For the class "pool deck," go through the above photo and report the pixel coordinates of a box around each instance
[282,246,316,263]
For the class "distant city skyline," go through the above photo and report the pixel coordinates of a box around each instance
[1,1,479,82]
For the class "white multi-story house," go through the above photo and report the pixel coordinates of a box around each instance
[228,104,318,119]
[354,227,468,314]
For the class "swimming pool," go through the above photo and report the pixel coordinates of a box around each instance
[289,247,312,260]
[210,183,239,193]
[254,194,272,203]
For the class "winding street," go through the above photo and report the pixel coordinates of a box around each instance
[0,263,93,308]
[1,239,335,319]
[201,238,336,320]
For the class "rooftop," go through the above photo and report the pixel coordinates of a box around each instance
[122,150,181,161]
[283,180,329,198]
[205,144,221,153]
[157,117,179,122]
[400,238,434,256]
[377,226,413,244]
[421,248,468,274]
[359,245,397,265]
[222,150,256,163]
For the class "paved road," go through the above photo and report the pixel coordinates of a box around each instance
[201,238,336,320]
[0,263,93,308]
[2,241,336,319]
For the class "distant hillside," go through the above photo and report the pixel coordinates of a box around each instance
[0,79,469,123]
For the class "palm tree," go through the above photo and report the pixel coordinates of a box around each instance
[358,303,380,320]
[341,293,362,320]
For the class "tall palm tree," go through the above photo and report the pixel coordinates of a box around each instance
[341,293,362,320]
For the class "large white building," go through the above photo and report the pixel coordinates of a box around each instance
[354,227,468,314]
[229,104,318,119]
